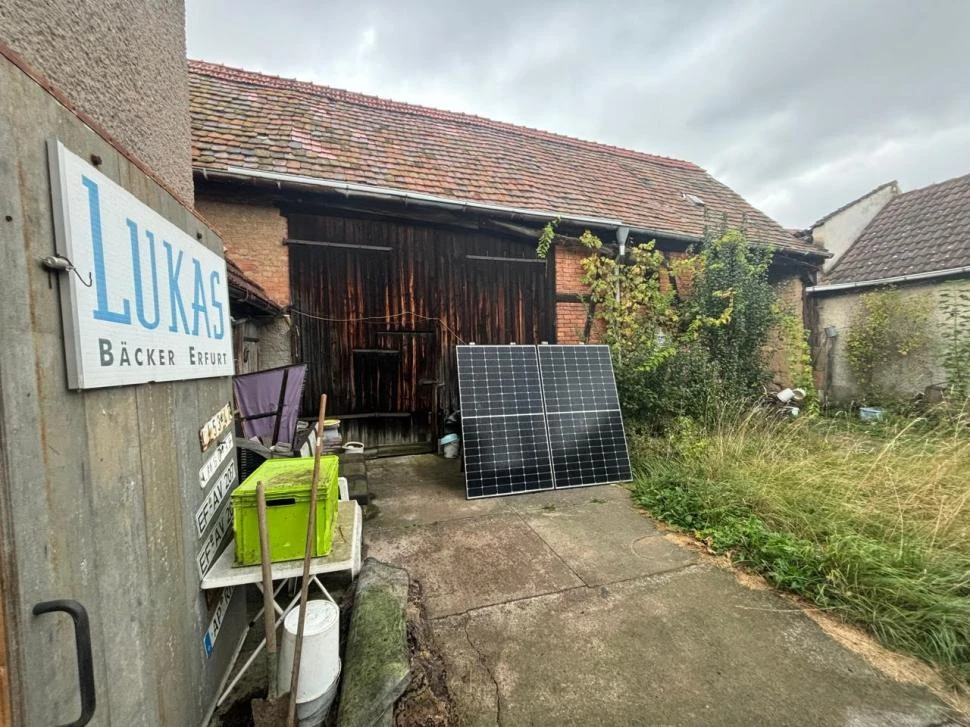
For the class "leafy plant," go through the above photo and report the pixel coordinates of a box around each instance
[774,305,819,412]
[845,288,933,402]
[940,284,970,400]
[537,224,785,430]
[685,229,777,403]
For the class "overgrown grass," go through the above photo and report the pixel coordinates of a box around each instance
[630,409,970,682]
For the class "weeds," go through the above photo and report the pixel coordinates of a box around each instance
[632,410,970,681]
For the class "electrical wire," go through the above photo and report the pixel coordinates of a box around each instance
[288,307,468,344]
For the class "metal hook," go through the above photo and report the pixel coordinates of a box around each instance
[40,255,93,288]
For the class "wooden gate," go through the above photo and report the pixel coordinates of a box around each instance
[288,212,553,451]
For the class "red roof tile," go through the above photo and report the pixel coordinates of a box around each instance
[188,60,819,256]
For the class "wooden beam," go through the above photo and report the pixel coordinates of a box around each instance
[284,238,392,252]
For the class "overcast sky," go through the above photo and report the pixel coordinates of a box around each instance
[186,0,970,229]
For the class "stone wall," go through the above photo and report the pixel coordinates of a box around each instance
[1,0,194,202]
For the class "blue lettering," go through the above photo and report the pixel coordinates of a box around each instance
[83,177,131,324]
[127,221,160,330]
[163,241,190,334]
[210,270,225,340]
[191,259,211,338]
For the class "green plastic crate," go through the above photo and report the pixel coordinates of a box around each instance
[232,456,339,566]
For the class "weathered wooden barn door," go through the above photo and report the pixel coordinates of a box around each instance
[288,212,553,451]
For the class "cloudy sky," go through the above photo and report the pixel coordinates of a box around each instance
[186,0,970,229]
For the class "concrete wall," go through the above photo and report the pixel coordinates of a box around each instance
[813,277,970,402]
[0,55,244,726]
[233,316,293,373]
[0,0,194,202]
[812,183,898,275]
[197,195,289,305]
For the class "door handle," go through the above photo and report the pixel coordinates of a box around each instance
[32,599,96,727]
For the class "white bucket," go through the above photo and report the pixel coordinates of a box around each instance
[776,388,807,403]
[277,600,341,703]
[342,441,365,454]
[295,662,341,727]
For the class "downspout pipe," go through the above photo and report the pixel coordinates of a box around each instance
[615,226,630,303]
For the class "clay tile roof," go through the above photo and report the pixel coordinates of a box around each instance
[188,60,819,256]
[826,173,970,284]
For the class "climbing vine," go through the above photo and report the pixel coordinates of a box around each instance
[940,284,970,400]
[845,288,933,402]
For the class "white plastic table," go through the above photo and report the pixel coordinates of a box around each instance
[204,501,362,707]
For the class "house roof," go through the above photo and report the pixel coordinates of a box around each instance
[826,173,970,284]
[188,60,821,258]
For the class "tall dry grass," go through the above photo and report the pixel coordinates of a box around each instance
[632,408,970,680]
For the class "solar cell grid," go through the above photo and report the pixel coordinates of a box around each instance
[546,410,632,488]
[457,345,555,499]
[538,344,620,413]
[461,414,555,498]
[456,345,545,417]
[456,344,632,498]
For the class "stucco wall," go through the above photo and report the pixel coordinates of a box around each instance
[813,277,970,402]
[0,0,193,202]
[197,196,290,305]
[813,183,898,275]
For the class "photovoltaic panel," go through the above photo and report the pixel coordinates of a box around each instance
[538,345,633,488]
[456,345,555,499]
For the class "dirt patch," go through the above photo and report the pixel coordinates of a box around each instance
[395,579,456,727]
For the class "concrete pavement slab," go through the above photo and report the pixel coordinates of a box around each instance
[434,565,957,727]
[364,513,583,618]
[366,456,514,530]
[523,499,696,586]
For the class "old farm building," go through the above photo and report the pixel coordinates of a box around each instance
[189,61,826,451]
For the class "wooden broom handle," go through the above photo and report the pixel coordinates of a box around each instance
[287,394,327,727]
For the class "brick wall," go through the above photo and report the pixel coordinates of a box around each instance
[555,245,592,342]
[196,197,289,305]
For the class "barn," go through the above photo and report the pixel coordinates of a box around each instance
[189,61,826,453]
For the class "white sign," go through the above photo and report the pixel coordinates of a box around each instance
[195,460,238,538]
[199,402,233,451]
[48,140,234,389]
[199,431,234,488]
[202,587,234,657]
[197,505,233,578]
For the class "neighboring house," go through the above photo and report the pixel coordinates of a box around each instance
[807,173,970,401]
[188,61,827,451]
[810,181,899,274]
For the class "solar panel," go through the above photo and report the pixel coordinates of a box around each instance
[456,346,555,499]
[538,345,633,488]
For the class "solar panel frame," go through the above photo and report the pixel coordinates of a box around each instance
[537,344,633,489]
[456,345,556,499]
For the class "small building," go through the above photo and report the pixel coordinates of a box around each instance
[807,173,970,401]
[189,61,827,450]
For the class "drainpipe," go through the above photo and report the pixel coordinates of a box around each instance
[615,226,630,303]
